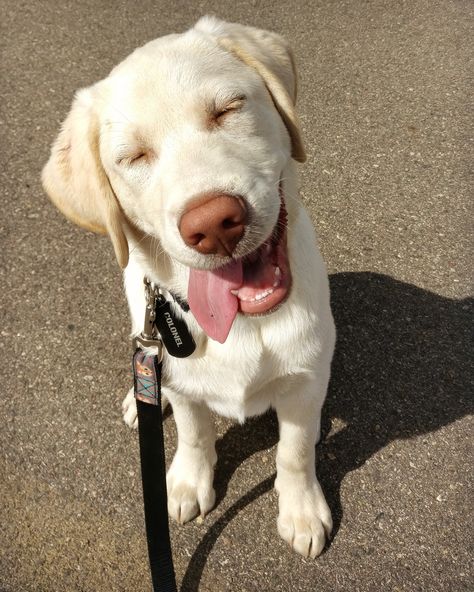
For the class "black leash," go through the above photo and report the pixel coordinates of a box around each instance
[136,374,177,592]
[133,279,196,592]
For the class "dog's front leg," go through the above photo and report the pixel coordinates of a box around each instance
[166,392,217,524]
[274,378,332,558]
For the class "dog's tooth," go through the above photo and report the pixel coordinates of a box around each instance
[255,288,274,301]
[230,289,239,296]
[273,266,281,288]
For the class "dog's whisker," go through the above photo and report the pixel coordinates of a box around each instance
[128,230,162,258]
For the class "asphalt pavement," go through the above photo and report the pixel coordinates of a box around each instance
[1,1,472,591]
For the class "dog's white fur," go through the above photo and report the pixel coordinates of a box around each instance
[42,17,335,559]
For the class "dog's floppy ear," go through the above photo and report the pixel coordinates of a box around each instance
[42,86,129,268]
[195,17,306,163]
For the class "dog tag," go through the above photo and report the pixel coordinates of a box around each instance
[154,297,196,358]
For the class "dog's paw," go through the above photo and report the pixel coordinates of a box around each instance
[122,387,138,429]
[167,446,216,524]
[276,478,332,558]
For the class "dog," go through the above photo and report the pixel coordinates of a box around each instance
[42,16,335,559]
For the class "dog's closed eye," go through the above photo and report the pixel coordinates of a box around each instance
[211,94,246,125]
[116,149,155,167]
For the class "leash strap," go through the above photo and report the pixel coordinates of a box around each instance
[133,349,177,592]
[132,279,196,591]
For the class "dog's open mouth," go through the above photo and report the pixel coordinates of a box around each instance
[232,197,291,314]
[188,196,292,343]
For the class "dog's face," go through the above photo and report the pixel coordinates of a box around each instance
[42,17,306,342]
[101,37,288,270]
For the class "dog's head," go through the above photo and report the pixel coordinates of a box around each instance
[42,17,306,342]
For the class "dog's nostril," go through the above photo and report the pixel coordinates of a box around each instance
[188,233,206,246]
[222,218,240,230]
[179,193,247,257]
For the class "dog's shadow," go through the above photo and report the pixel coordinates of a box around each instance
[180,272,473,591]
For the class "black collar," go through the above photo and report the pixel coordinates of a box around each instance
[169,291,189,313]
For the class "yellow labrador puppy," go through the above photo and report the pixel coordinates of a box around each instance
[42,16,335,559]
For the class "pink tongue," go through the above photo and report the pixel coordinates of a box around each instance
[188,260,243,343]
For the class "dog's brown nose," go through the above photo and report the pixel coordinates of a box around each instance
[179,193,246,256]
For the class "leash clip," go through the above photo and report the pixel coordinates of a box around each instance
[134,278,163,360]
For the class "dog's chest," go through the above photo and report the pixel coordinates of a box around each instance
[161,309,317,420]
